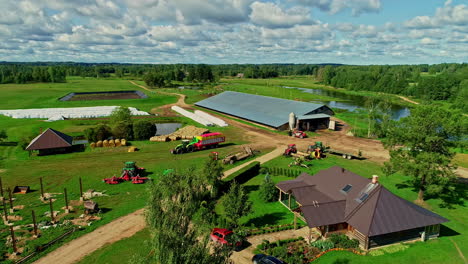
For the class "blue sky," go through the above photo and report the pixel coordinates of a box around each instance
[0,0,466,64]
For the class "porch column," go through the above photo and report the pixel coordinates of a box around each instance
[288,193,291,208]
[294,213,297,229]
[279,190,282,202]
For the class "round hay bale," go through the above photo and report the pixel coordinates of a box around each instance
[121,139,127,146]
[96,141,103,147]
[115,139,121,147]
[103,140,109,147]
[90,142,96,148]
[109,139,115,147]
[128,146,137,152]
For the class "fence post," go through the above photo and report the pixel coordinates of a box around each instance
[64,188,69,213]
[0,177,4,198]
[2,198,8,223]
[79,177,83,201]
[10,225,17,253]
[8,187,14,213]
[49,198,55,223]
[32,210,38,237]
[40,177,44,200]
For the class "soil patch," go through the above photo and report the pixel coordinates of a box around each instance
[59,91,147,101]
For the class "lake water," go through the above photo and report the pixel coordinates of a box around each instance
[283,86,411,120]
[155,123,182,136]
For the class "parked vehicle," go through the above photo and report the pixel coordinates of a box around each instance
[252,254,284,264]
[210,228,241,247]
[223,146,254,164]
[171,132,225,154]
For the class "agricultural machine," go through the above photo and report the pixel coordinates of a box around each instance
[307,142,328,159]
[292,129,307,139]
[283,144,298,156]
[223,146,254,165]
[288,157,309,168]
[171,132,225,154]
[103,161,149,184]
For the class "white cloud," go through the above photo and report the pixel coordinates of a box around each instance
[294,0,381,16]
[250,2,312,28]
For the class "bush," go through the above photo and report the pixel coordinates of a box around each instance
[109,106,132,124]
[112,121,133,140]
[328,234,359,249]
[259,174,277,202]
[94,124,112,141]
[268,245,288,259]
[311,239,334,251]
[133,120,156,140]
[259,167,269,174]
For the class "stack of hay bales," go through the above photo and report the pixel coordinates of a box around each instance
[90,139,127,148]
[150,125,209,142]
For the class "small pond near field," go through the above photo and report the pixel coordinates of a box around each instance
[283,86,411,120]
[155,123,182,136]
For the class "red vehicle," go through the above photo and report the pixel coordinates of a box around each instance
[103,176,120,184]
[210,228,241,247]
[292,129,307,139]
[283,144,298,156]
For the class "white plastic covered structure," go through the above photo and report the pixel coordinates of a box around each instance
[171,106,213,126]
[194,110,228,127]
[0,106,149,120]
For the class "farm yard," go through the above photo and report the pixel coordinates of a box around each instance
[0,76,466,264]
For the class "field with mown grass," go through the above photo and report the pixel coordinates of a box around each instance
[0,77,259,262]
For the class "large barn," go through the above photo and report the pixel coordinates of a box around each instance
[195,91,334,131]
[276,167,447,249]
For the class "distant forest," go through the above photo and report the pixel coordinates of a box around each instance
[0,62,466,111]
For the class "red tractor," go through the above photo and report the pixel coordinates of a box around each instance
[284,144,298,156]
[292,129,307,139]
[103,176,120,184]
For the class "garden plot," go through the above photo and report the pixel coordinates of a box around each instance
[0,106,149,120]
[59,91,147,101]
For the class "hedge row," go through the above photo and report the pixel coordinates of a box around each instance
[256,237,305,251]
[223,161,260,184]
[264,167,302,177]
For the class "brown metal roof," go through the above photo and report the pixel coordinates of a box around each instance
[276,166,448,235]
[26,128,73,150]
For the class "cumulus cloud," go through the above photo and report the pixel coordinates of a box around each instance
[294,0,381,16]
[250,2,313,28]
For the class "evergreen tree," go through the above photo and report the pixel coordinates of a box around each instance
[220,181,252,228]
[259,174,277,202]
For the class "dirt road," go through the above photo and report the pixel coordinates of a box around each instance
[33,209,146,264]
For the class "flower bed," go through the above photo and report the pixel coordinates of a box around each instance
[246,223,306,236]
[256,234,363,263]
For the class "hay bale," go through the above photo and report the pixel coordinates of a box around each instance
[128,146,137,152]
[96,141,103,147]
[121,139,127,146]
[90,142,96,148]
[115,139,121,147]
[103,140,109,147]
[109,139,115,147]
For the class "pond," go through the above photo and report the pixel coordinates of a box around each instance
[155,123,182,136]
[283,86,411,120]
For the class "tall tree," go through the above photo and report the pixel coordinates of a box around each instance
[144,169,231,264]
[109,106,132,125]
[220,181,252,228]
[383,106,466,202]
[202,157,224,198]
[259,174,277,202]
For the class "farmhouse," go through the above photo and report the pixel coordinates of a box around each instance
[26,128,74,155]
[276,166,447,249]
[195,91,334,131]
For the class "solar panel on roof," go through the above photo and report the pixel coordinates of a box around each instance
[340,184,352,194]
[356,193,369,203]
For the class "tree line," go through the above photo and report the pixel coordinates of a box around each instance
[315,63,468,112]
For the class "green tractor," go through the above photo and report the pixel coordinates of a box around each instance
[171,139,195,154]
[307,142,329,159]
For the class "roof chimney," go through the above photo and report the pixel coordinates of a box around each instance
[372,175,379,184]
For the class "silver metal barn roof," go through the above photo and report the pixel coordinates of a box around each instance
[195,91,332,128]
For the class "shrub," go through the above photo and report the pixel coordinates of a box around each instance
[259,167,269,174]
[112,121,133,140]
[269,245,288,259]
[311,239,334,251]
[133,120,156,140]
[94,124,112,141]
[109,106,132,124]
[259,174,277,202]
